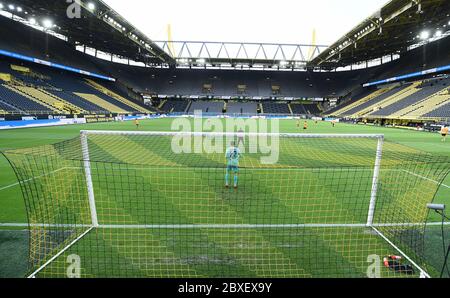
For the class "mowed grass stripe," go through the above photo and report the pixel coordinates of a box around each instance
[246,169,393,277]
[91,136,179,167]
[37,230,147,278]
[93,166,255,277]
[89,140,384,278]
[251,169,373,224]
[91,164,254,277]
[139,168,310,277]
[75,179,200,278]
[375,167,444,224]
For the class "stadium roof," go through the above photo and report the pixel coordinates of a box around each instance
[1,0,449,71]
[2,0,175,65]
[310,0,450,69]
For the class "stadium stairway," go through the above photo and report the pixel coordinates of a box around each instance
[48,90,107,114]
[161,100,190,113]
[390,89,450,119]
[85,79,151,113]
[331,87,391,116]
[0,99,7,114]
[40,89,87,114]
[12,86,83,114]
[365,82,422,118]
[5,85,62,114]
[345,84,416,118]
[74,93,128,114]
[323,88,374,116]
[290,103,307,115]
[368,81,447,118]
[287,103,293,115]
[305,104,321,115]
[158,100,167,110]
[423,100,450,118]
[0,98,23,114]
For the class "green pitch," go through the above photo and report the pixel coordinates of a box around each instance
[0,119,449,278]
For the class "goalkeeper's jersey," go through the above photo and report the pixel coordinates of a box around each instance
[226,147,241,167]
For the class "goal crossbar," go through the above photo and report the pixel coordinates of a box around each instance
[80,130,384,139]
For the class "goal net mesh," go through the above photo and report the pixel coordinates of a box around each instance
[3,132,449,278]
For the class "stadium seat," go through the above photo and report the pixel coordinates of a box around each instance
[0,84,53,114]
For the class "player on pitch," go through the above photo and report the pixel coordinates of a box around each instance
[237,128,245,146]
[441,125,449,142]
[225,141,241,190]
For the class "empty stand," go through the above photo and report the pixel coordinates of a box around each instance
[48,90,108,114]
[331,87,391,116]
[399,90,450,119]
[0,84,53,114]
[342,84,415,117]
[188,101,224,114]
[161,100,190,113]
[226,102,258,115]
[12,86,78,114]
[74,93,128,114]
[369,79,449,117]
[303,104,321,115]
[290,103,307,115]
[424,100,450,118]
[261,102,291,114]
[85,79,150,113]
[0,98,22,113]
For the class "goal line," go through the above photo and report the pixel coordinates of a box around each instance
[1,222,448,228]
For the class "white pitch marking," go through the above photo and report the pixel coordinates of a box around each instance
[401,169,450,189]
[0,167,72,191]
[1,222,449,229]
[371,226,430,278]
[27,227,94,278]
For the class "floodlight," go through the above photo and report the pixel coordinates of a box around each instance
[419,30,429,40]
[0,3,3,9]
[87,2,95,10]
[435,30,442,37]
[16,6,22,12]
[8,4,14,10]
[29,18,36,25]
[42,19,53,29]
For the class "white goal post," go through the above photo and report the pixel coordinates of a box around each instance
[79,130,385,229]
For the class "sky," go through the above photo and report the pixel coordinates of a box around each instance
[103,0,390,46]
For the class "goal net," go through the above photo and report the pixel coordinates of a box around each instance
[3,131,449,278]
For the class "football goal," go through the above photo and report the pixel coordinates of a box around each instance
[2,130,449,278]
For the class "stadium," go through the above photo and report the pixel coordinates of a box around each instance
[0,0,449,280]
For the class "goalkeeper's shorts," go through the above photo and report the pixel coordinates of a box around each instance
[227,165,239,173]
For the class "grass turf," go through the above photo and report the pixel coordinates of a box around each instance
[0,118,449,278]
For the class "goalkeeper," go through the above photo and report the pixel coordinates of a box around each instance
[225,141,241,189]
